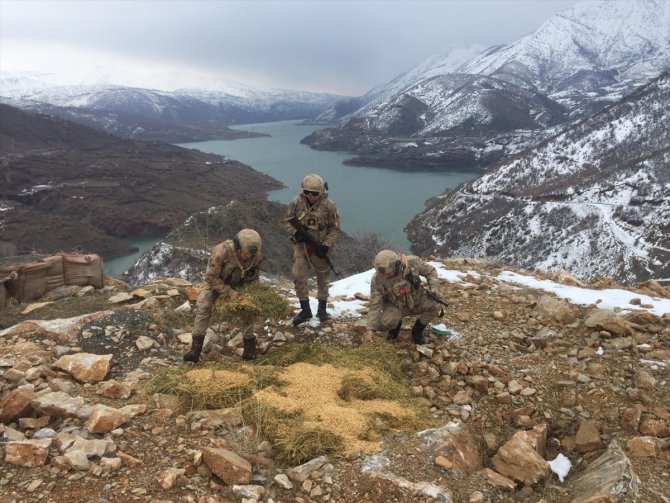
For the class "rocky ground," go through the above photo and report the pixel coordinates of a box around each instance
[0,258,668,503]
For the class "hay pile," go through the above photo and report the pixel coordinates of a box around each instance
[145,341,435,464]
[212,282,290,325]
[254,362,414,454]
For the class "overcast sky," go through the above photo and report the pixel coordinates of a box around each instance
[0,0,578,96]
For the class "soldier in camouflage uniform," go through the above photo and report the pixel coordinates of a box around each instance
[283,174,340,325]
[367,250,441,344]
[183,229,264,363]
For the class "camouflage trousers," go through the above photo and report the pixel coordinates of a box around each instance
[373,295,441,331]
[192,283,220,337]
[291,244,331,301]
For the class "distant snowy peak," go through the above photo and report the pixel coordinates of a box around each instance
[312,44,483,123]
[180,87,343,107]
[365,44,485,101]
[0,70,345,110]
[0,71,346,142]
[457,0,670,92]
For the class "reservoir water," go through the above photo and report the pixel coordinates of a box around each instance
[103,236,161,278]
[105,120,475,276]
[179,120,474,249]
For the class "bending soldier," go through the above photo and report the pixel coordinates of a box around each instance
[367,250,441,344]
[183,229,263,363]
[283,173,340,325]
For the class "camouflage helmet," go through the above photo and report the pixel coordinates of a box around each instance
[374,250,401,275]
[301,174,325,194]
[235,229,261,255]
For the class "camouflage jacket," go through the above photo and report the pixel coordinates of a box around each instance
[204,239,263,296]
[367,255,438,326]
[283,192,340,247]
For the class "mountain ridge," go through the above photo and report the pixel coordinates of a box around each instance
[406,71,670,286]
[0,74,347,142]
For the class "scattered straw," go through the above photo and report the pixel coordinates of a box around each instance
[145,342,435,464]
[254,362,414,454]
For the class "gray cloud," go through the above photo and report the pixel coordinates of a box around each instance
[0,0,578,95]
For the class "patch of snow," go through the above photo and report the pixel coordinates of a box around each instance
[497,270,670,316]
[548,453,571,483]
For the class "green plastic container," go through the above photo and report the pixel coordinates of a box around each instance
[431,325,452,337]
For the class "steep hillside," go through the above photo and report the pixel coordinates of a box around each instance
[0,104,284,260]
[407,72,670,286]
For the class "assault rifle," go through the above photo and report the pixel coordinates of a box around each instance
[286,216,340,276]
[425,289,448,308]
[407,271,448,308]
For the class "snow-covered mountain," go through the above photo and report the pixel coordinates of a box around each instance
[312,44,484,123]
[0,72,345,142]
[457,0,670,113]
[406,71,670,285]
[306,0,670,166]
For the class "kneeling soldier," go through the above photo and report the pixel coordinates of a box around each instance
[366,250,440,344]
[183,229,263,363]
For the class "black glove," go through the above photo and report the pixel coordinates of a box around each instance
[315,244,329,259]
[293,231,307,243]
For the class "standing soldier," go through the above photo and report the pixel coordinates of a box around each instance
[284,173,340,325]
[366,250,441,344]
[183,229,263,363]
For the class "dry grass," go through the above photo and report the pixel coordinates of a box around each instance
[258,340,405,381]
[144,340,436,466]
[337,373,407,401]
[272,423,344,465]
[144,362,283,410]
[212,282,291,326]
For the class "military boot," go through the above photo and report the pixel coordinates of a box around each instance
[292,300,312,326]
[411,320,426,345]
[316,299,330,322]
[183,334,205,363]
[386,321,402,341]
[242,335,257,361]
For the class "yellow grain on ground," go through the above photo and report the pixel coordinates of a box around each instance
[254,362,412,454]
[185,369,251,388]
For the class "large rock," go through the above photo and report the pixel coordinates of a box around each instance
[575,420,604,453]
[86,404,131,433]
[286,455,328,483]
[515,423,548,458]
[0,311,113,342]
[568,441,640,503]
[627,436,669,459]
[5,439,52,467]
[0,388,37,424]
[202,447,252,485]
[53,353,113,383]
[620,406,642,433]
[31,392,86,419]
[491,434,549,486]
[584,310,632,336]
[418,422,482,476]
[533,295,576,324]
